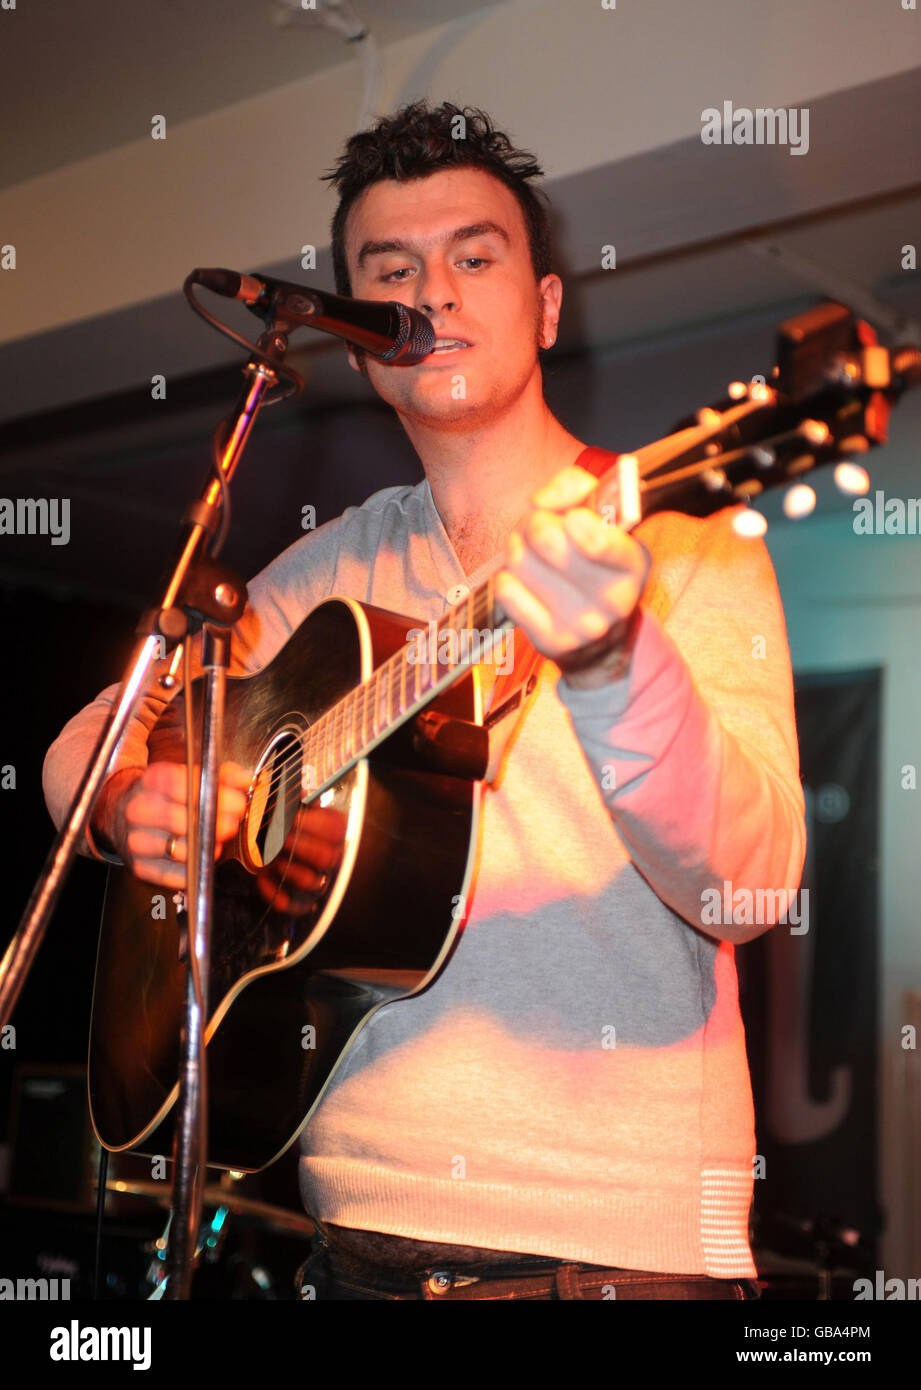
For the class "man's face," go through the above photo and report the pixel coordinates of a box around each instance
[342,167,561,431]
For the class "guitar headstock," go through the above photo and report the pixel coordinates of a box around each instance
[597,302,921,536]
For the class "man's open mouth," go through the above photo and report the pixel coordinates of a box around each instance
[431,339,472,353]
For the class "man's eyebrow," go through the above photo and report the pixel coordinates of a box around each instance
[356,221,510,268]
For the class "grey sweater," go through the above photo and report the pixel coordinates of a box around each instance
[43,461,805,1274]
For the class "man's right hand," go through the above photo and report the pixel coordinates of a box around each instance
[92,762,251,890]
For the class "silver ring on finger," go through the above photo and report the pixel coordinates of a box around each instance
[164,833,178,862]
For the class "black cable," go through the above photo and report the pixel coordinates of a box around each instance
[182,275,305,405]
[184,275,305,556]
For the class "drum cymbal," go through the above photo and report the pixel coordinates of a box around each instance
[104,1177,314,1236]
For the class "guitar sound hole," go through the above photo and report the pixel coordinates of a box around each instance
[248,730,303,869]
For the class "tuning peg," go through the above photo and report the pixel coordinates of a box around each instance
[728,381,748,400]
[834,462,871,496]
[702,468,729,491]
[788,454,815,475]
[731,507,769,538]
[799,419,831,446]
[783,484,817,519]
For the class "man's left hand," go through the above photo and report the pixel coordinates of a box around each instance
[495,463,651,688]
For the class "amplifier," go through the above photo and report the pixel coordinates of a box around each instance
[6,1064,98,1212]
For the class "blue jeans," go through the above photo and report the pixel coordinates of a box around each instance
[294,1227,762,1301]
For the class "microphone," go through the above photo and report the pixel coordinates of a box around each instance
[192,268,435,364]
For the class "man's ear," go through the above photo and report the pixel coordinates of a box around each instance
[538,273,563,348]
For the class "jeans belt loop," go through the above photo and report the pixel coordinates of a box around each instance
[555,1264,586,1300]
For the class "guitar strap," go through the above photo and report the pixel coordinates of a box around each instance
[466,445,620,786]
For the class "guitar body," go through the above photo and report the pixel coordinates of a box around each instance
[88,597,482,1172]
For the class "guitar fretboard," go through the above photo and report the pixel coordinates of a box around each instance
[300,577,511,798]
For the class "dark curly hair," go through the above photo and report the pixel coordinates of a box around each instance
[323,100,553,296]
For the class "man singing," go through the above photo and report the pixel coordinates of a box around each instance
[43,101,806,1300]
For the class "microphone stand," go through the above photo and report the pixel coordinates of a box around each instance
[0,322,295,1300]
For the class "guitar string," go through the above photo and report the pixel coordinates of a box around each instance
[258,582,498,821]
[275,584,493,790]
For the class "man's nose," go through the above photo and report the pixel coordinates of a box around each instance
[415,264,459,317]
